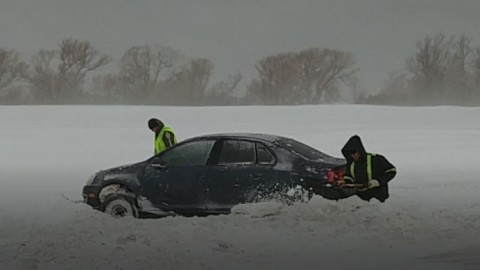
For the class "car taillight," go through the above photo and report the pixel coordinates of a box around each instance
[337,169,345,180]
[327,170,335,183]
[326,168,345,184]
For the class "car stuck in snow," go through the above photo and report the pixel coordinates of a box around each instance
[82,133,347,217]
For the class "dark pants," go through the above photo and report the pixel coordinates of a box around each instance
[357,184,389,202]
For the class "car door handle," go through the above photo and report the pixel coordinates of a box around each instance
[252,174,263,180]
[151,163,167,170]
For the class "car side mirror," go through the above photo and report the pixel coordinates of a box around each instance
[151,158,167,169]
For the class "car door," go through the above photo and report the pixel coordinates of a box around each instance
[206,139,277,212]
[141,139,216,214]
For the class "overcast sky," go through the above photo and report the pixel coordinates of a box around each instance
[1,0,479,93]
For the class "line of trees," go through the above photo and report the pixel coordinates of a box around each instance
[365,33,480,106]
[0,38,357,106]
[1,33,480,106]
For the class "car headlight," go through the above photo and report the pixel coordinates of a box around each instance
[85,173,97,186]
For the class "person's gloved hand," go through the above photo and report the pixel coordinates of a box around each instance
[334,179,345,188]
[367,179,380,189]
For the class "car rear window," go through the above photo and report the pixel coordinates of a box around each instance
[256,143,275,164]
[275,138,331,161]
[218,140,256,164]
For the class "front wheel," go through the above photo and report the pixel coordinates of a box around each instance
[101,194,137,218]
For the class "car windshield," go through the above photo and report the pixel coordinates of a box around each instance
[275,138,332,161]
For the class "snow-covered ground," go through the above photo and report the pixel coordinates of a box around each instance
[1,105,479,270]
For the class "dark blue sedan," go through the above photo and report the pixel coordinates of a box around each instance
[82,133,346,217]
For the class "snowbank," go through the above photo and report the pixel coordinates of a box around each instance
[1,105,479,270]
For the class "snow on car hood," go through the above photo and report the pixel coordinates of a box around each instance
[97,162,144,184]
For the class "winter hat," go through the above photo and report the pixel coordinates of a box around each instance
[341,135,367,161]
[148,118,163,129]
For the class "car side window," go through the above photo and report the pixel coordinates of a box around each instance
[256,143,275,164]
[218,140,255,164]
[160,140,215,166]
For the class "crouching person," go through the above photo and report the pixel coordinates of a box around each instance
[338,135,397,202]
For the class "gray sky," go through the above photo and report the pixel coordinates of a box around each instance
[1,0,479,93]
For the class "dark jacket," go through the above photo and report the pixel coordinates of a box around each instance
[341,135,397,202]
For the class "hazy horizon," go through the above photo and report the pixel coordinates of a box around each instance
[1,0,479,93]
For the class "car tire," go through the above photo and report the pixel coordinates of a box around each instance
[101,194,138,218]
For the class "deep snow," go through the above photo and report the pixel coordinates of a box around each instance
[1,105,479,270]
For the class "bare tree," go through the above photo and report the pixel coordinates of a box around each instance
[474,48,480,80]
[472,47,480,102]
[247,48,356,104]
[250,52,299,104]
[406,33,452,103]
[0,48,28,93]
[30,50,56,103]
[165,58,214,105]
[56,38,111,101]
[394,33,480,105]
[119,44,180,102]
[446,34,475,104]
[451,34,473,74]
[305,48,356,102]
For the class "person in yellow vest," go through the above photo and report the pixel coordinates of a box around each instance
[148,118,177,155]
[337,135,397,202]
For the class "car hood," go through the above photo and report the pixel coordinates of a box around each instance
[94,162,145,185]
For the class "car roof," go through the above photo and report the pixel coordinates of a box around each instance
[184,132,289,143]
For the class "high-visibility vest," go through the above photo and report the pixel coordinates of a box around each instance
[154,126,177,154]
[343,153,373,183]
[349,153,373,182]
[347,153,397,182]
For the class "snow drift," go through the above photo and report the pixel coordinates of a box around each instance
[1,105,479,270]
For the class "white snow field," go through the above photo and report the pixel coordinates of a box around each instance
[1,105,479,270]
